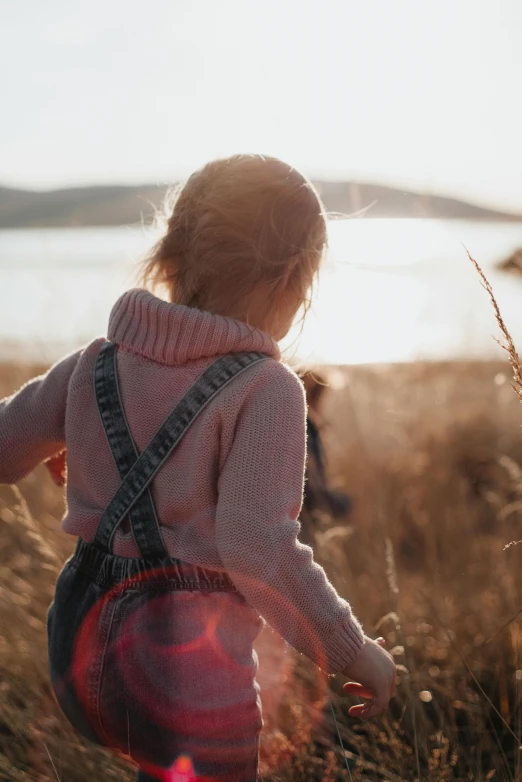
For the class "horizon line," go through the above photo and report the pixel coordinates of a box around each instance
[1,177,521,218]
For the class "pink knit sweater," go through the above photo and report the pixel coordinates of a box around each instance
[0,289,364,672]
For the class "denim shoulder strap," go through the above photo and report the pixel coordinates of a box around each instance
[94,342,168,558]
[94,348,270,555]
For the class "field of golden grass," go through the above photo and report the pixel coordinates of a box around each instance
[1,359,522,781]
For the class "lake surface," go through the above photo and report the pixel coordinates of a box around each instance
[1,219,522,365]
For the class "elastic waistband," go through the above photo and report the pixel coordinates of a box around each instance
[71,538,239,592]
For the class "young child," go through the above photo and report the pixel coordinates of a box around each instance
[0,155,396,781]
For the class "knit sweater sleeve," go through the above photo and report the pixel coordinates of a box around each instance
[0,350,82,484]
[216,361,364,674]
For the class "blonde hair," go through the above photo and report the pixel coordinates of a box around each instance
[141,155,327,334]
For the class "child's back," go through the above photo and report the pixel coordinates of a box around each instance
[0,155,395,781]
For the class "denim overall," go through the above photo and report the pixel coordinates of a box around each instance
[48,342,268,781]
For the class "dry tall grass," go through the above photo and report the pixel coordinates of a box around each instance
[1,358,522,781]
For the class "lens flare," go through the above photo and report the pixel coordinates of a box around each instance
[169,755,196,780]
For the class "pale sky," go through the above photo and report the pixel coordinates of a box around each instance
[2,0,522,210]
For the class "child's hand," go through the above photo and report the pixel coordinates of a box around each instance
[45,451,67,487]
[341,636,396,719]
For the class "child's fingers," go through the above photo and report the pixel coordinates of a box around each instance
[349,699,387,719]
[360,694,390,719]
[376,637,386,647]
[45,452,67,487]
[343,682,374,699]
[347,683,391,719]
[348,702,368,717]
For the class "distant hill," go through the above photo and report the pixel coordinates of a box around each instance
[0,181,521,229]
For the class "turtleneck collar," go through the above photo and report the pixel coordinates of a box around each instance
[107,289,281,366]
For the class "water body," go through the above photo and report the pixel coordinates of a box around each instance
[1,219,522,364]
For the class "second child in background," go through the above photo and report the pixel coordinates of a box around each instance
[300,372,352,549]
